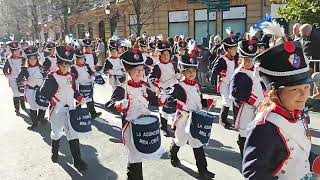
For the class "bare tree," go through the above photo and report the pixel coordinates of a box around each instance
[116,0,168,36]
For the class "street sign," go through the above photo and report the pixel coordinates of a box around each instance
[208,0,230,12]
[188,0,230,12]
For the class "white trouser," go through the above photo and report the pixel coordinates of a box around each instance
[25,88,47,110]
[219,81,231,107]
[173,111,203,148]
[49,107,78,141]
[9,79,21,97]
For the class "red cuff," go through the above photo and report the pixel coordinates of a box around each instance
[116,104,124,113]
[50,99,57,106]
[77,96,83,102]
[248,94,257,106]
[207,99,215,108]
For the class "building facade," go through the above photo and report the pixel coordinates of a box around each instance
[46,0,277,44]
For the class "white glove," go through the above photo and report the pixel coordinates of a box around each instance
[121,99,129,110]
[90,75,95,81]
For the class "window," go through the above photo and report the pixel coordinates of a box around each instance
[169,11,189,38]
[222,6,246,38]
[129,15,138,35]
[194,9,216,45]
[88,22,93,38]
[77,24,86,39]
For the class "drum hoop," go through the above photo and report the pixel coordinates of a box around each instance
[132,115,159,125]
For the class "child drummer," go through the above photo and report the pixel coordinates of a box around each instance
[160,54,215,179]
[105,50,162,180]
[71,48,102,119]
[39,46,87,171]
[16,46,47,129]
[104,39,125,91]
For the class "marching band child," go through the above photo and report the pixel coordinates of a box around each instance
[105,50,162,180]
[229,39,264,158]
[16,46,47,129]
[71,48,102,119]
[82,38,98,72]
[39,46,87,171]
[171,40,188,63]
[3,41,27,115]
[160,54,215,179]
[148,40,180,136]
[43,41,58,74]
[104,39,125,91]
[210,36,238,129]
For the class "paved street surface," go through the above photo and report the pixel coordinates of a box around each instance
[0,65,319,180]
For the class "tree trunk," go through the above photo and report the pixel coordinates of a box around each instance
[135,0,141,36]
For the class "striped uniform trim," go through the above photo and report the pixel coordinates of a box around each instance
[258,66,309,77]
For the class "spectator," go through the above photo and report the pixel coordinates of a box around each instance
[299,23,320,72]
[291,23,301,41]
[197,45,210,87]
[95,39,106,71]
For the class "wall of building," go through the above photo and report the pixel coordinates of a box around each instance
[46,0,271,44]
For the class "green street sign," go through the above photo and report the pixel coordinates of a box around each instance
[188,0,230,12]
[208,0,230,12]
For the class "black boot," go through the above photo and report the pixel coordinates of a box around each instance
[237,135,246,159]
[27,110,38,130]
[19,96,27,110]
[51,139,60,163]
[87,101,102,119]
[69,139,87,171]
[193,147,215,179]
[127,162,143,180]
[160,117,174,137]
[219,106,233,129]
[169,142,181,167]
[13,97,20,115]
[38,109,47,124]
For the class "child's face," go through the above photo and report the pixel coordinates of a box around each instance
[179,49,186,55]
[141,47,148,52]
[228,47,238,57]
[12,49,20,57]
[160,51,171,63]
[129,65,144,82]
[58,62,71,73]
[110,49,118,57]
[183,68,197,80]
[28,56,38,66]
[85,47,93,52]
[76,57,85,65]
[118,47,125,54]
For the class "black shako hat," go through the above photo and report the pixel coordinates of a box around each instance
[74,48,85,58]
[24,46,38,58]
[120,49,145,71]
[8,41,20,50]
[254,41,315,89]
[137,37,148,47]
[238,39,258,58]
[221,37,238,52]
[82,38,93,47]
[177,40,188,51]
[55,45,74,64]
[108,39,117,50]
[178,54,198,72]
[156,40,171,52]
[46,41,56,50]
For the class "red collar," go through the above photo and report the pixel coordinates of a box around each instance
[183,79,198,86]
[272,103,302,122]
[56,70,70,76]
[128,80,143,88]
[28,64,38,68]
[76,63,85,67]
[50,55,56,58]
[225,54,233,61]
[11,56,20,59]
[85,51,92,54]
[160,60,171,64]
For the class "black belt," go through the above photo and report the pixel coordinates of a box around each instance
[27,85,38,90]
[64,105,69,107]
